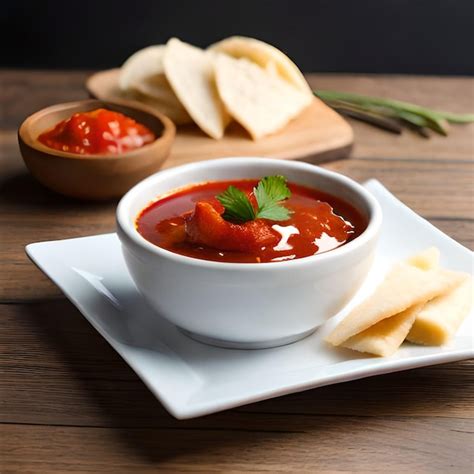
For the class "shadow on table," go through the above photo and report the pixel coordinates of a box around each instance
[20,298,471,464]
[0,171,119,301]
[0,171,64,205]
[0,171,119,210]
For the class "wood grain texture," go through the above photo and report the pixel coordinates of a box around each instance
[311,74,474,161]
[0,70,473,473]
[1,418,473,473]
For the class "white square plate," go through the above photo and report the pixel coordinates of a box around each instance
[26,180,474,419]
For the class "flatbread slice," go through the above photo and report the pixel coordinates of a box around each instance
[120,45,166,91]
[339,248,440,356]
[325,262,466,346]
[341,303,424,356]
[214,54,312,139]
[123,88,192,125]
[133,75,182,106]
[119,44,191,123]
[163,38,229,139]
[209,36,312,96]
[407,276,473,345]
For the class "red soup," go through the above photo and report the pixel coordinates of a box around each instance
[136,179,367,264]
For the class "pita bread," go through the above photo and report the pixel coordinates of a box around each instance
[123,88,192,125]
[120,44,190,121]
[325,263,467,346]
[133,75,181,106]
[341,303,424,357]
[119,45,166,91]
[209,36,312,96]
[163,38,230,139]
[338,248,441,356]
[214,54,312,139]
[407,276,473,345]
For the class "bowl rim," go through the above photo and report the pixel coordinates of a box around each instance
[117,157,382,270]
[18,98,176,161]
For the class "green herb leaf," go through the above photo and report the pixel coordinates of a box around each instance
[216,185,255,222]
[256,202,292,221]
[216,176,292,223]
[254,175,292,221]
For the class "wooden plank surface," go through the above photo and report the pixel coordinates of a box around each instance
[314,74,474,161]
[0,70,473,473]
[2,418,473,473]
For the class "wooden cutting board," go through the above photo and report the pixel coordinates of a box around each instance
[86,69,353,168]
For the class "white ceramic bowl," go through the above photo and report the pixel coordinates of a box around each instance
[117,158,382,349]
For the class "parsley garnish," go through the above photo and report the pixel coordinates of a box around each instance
[216,175,292,223]
[217,185,256,222]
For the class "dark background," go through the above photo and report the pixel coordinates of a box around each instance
[2,0,473,74]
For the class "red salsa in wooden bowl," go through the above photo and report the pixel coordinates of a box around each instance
[38,108,155,155]
[136,177,366,264]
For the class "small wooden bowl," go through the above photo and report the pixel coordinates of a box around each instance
[18,99,175,200]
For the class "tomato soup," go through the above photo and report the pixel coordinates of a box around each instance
[136,180,366,263]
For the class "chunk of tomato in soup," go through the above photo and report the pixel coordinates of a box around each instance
[185,201,279,252]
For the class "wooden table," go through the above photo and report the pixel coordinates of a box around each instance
[1,71,473,473]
